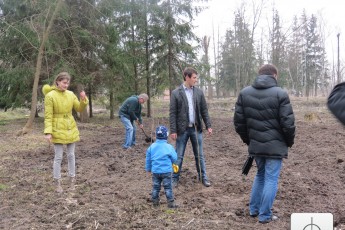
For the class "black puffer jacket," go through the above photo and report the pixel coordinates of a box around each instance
[234,75,295,158]
[170,85,212,135]
[327,82,345,125]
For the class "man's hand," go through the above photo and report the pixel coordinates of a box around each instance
[207,128,213,135]
[170,133,177,140]
[136,119,143,129]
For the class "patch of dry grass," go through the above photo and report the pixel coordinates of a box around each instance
[0,114,45,155]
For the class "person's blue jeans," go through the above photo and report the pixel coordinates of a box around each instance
[151,173,174,202]
[249,157,282,222]
[172,127,208,182]
[120,115,136,149]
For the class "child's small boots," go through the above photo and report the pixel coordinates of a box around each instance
[152,199,159,207]
[167,200,178,209]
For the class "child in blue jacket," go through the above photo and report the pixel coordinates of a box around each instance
[145,125,178,208]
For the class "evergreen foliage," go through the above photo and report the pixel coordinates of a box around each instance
[0,0,338,116]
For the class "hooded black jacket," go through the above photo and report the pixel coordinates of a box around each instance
[327,82,345,125]
[234,75,295,158]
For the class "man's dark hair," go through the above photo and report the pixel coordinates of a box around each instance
[258,64,278,76]
[183,67,198,81]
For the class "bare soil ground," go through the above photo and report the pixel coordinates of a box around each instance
[1,97,345,229]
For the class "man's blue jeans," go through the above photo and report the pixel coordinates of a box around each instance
[120,115,136,149]
[249,157,282,222]
[172,127,208,181]
[151,173,174,202]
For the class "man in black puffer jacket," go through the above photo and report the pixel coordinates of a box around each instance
[234,64,295,224]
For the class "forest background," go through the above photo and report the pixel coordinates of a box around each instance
[0,0,344,128]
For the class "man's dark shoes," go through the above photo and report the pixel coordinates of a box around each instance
[167,201,178,209]
[250,213,258,218]
[259,215,279,224]
[152,199,159,207]
[202,179,211,187]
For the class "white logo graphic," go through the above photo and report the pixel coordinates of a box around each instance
[291,213,333,230]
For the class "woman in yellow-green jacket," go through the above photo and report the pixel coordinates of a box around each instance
[43,72,88,193]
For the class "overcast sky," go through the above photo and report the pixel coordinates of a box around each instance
[193,0,344,62]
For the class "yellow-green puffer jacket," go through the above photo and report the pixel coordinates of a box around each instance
[42,84,89,144]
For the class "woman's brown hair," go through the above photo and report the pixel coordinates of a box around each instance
[54,72,71,87]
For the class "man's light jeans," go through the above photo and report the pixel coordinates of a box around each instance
[249,157,282,222]
[120,115,136,149]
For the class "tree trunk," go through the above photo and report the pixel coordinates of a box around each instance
[77,84,89,123]
[109,89,115,120]
[88,82,93,118]
[202,36,213,100]
[212,24,219,98]
[144,0,151,118]
[18,0,64,136]
[130,0,139,94]
[167,0,173,96]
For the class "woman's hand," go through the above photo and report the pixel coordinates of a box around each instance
[45,134,52,143]
[80,91,86,100]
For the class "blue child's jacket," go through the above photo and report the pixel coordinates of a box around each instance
[145,139,177,173]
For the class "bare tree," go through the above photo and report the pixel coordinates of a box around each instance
[201,36,213,99]
[18,0,64,136]
[212,23,220,98]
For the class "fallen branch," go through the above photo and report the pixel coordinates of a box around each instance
[182,218,194,228]
[95,220,100,229]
